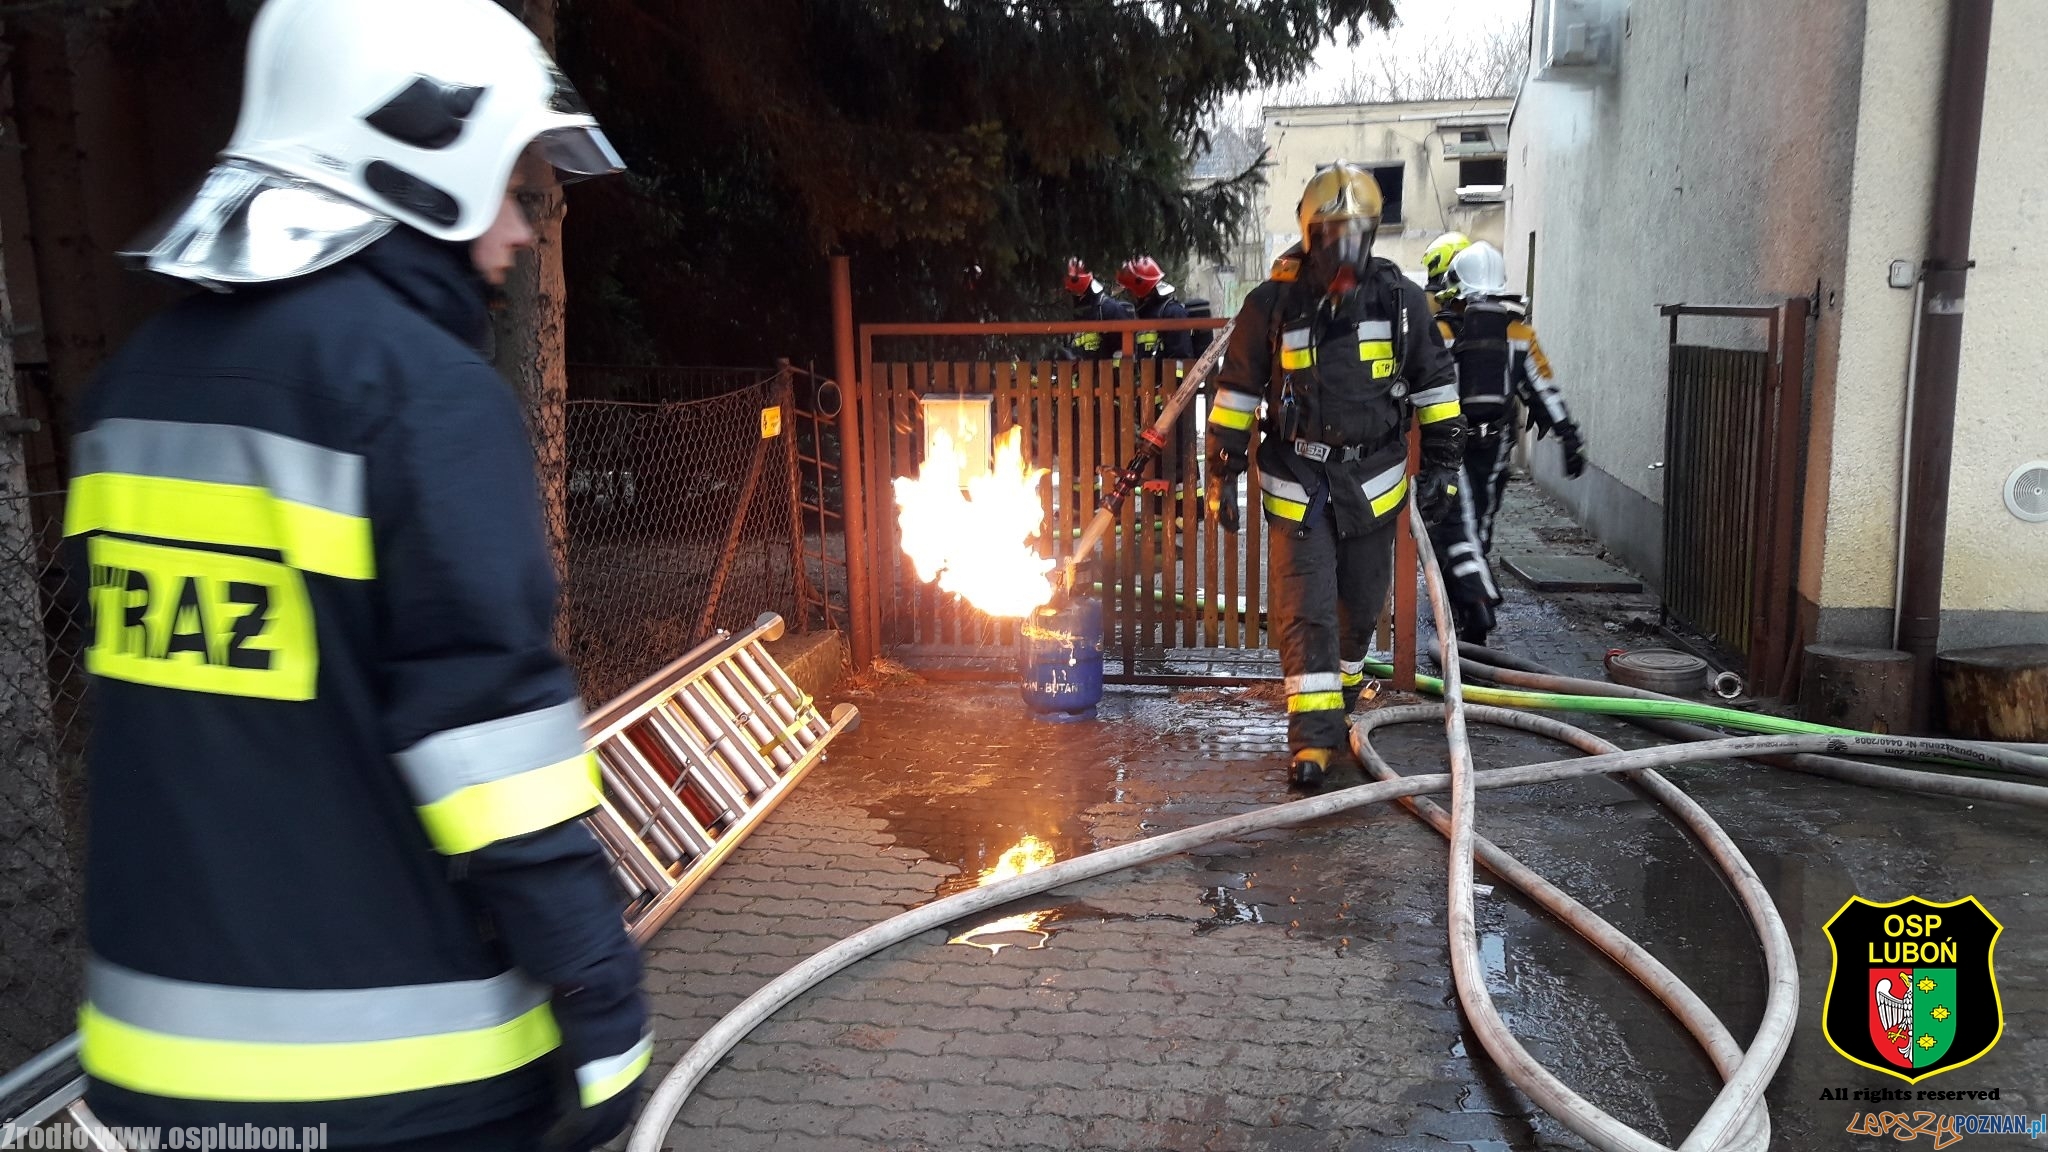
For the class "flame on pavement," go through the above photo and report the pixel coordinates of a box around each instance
[893,426,1054,618]
[948,835,1057,955]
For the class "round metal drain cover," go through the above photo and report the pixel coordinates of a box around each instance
[1606,648,1710,695]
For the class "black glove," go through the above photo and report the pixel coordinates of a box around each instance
[540,949,652,1152]
[543,1075,641,1152]
[1557,421,1587,479]
[1205,438,1248,535]
[1414,467,1460,528]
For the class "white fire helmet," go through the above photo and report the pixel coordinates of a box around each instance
[123,0,623,289]
[1449,241,1509,300]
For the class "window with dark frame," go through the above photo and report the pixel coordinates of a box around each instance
[1371,164,1404,225]
[1459,157,1507,187]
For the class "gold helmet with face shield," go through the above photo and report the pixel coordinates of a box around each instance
[1296,162,1382,281]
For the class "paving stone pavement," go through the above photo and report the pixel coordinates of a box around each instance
[633,481,2048,1151]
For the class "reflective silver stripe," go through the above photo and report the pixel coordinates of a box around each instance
[1449,542,1479,559]
[396,700,587,805]
[1286,673,1343,695]
[1361,460,1406,499]
[1339,658,1367,676]
[1357,320,1392,340]
[73,418,366,517]
[576,1033,654,1094]
[1453,561,1484,578]
[1409,384,1460,408]
[86,956,549,1044]
[1282,327,1314,350]
[1212,388,1262,412]
[1259,473,1310,503]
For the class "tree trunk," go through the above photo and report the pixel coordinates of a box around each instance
[1798,644,1913,735]
[0,225,84,1069]
[1937,645,2048,741]
[493,0,572,655]
[6,8,107,461]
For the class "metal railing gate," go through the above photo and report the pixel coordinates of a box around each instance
[1659,298,1812,697]
[844,319,1305,680]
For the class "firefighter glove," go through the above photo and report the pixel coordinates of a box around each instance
[1414,466,1460,528]
[1557,421,1587,479]
[1206,441,1248,535]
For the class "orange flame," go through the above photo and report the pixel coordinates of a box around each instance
[893,425,1054,617]
[948,835,1057,955]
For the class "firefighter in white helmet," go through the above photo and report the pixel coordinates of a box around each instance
[1428,241,1588,643]
[1205,162,1465,788]
[74,1,646,1149]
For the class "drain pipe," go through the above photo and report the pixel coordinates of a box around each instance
[1896,0,1995,732]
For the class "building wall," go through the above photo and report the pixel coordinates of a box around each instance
[1813,0,2048,647]
[1260,99,1512,283]
[1504,0,1867,590]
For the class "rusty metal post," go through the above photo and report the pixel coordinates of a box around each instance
[831,256,875,668]
[1393,426,1421,692]
[696,419,771,643]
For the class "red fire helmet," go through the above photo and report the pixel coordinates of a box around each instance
[1063,257,1094,295]
[1117,255,1163,297]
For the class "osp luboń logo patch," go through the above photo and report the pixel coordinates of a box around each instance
[1821,896,2003,1083]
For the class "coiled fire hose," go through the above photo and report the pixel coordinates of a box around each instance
[630,505,2048,1152]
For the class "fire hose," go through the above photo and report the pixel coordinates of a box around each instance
[1060,321,1236,596]
[630,504,2048,1152]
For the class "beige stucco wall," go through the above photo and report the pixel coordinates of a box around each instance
[1505,0,1868,589]
[1940,2,2048,626]
[1260,99,1511,282]
[1812,0,2048,641]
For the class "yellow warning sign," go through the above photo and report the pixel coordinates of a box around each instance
[760,405,783,439]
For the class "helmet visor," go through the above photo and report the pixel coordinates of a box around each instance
[533,125,625,182]
[1309,218,1374,269]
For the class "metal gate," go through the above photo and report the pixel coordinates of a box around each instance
[1659,299,1811,696]
[848,319,1285,677]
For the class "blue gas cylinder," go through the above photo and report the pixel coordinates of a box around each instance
[1019,594,1104,722]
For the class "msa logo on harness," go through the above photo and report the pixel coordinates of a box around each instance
[86,536,316,700]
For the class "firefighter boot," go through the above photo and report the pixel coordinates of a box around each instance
[1289,747,1333,790]
[1453,598,1496,647]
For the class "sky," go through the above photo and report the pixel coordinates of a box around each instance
[1219,0,1531,121]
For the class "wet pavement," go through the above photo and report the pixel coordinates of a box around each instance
[637,482,2048,1150]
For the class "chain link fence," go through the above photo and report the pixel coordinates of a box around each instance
[558,369,816,705]
[0,492,86,1072]
[0,366,828,1075]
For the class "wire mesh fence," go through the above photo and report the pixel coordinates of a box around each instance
[0,366,833,1074]
[0,492,86,1072]
[557,370,820,705]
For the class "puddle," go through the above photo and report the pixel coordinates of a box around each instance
[1195,884,1266,932]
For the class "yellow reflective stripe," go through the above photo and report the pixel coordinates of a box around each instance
[1209,406,1256,431]
[67,473,374,581]
[1341,670,1365,688]
[1279,347,1314,371]
[1418,400,1463,424]
[1370,476,1410,518]
[577,1035,654,1107]
[86,536,316,701]
[415,752,603,855]
[78,1001,560,1103]
[1358,340,1393,360]
[1287,692,1346,714]
[1261,493,1307,520]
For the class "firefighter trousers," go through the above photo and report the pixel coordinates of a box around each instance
[1267,509,1397,753]
[1426,452,1504,642]
[1465,420,1514,557]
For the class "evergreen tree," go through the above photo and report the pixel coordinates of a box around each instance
[560,0,1392,370]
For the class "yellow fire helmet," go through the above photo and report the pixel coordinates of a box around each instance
[1296,161,1383,246]
[1423,232,1472,280]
